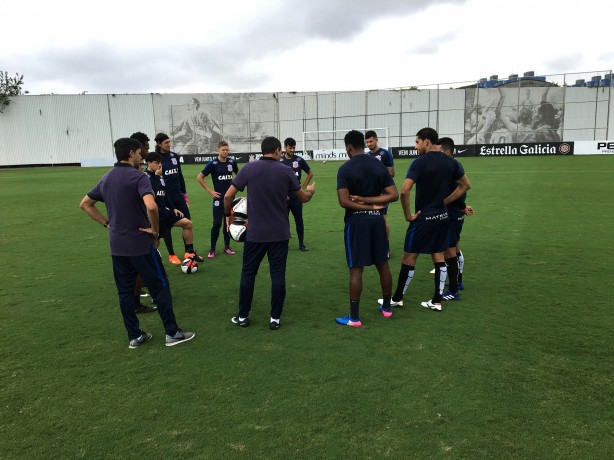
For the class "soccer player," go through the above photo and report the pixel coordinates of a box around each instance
[223,136,316,330]
[365,130,395,257]
[435,137,475,300]
[280,137,313,251]
[145,152,199,254]
[335,130,398,327]
[196,140,239,258]
[79,137,195,348]
[381,128,470,312]
[154,133,204,264]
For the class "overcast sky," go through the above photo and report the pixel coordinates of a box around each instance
[2,0,612,95]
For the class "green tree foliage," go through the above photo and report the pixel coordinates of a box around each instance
[0,71,24,113]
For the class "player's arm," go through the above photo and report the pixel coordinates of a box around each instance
[196,172,220,198]
[301,170,313,190]
[79,195,108,227]
[444,175,471,205]
[223,184,239,229]
[349,184,398,206]
[139,193,159,236]
[294,182,315,203]
[385,152,395,177]
[338,188,386,211]
[400,178,420,222]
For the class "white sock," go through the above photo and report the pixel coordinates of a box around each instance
[270,318,280,324]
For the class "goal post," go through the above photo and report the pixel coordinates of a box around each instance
[302,128,389,162]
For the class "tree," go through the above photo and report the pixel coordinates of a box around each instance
[0,71,24,113]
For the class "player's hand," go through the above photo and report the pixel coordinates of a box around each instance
[349,195,366,204]
[173,209,184,218]
[210,190,221,199]
[306,182,316,193]
[372,204,385,210]
[182,193,190,206]
[406,210,421,222]
[464,205,475,216]
[225,215,235,232]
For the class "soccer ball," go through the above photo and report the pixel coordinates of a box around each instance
[181,258,198,274]
[229,219,247,242]
[232,197,248,219]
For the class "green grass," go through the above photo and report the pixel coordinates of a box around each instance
[1,157,613,459]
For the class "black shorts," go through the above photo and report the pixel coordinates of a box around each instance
[447,217,464,248]
[344,217,388,268]
[404,214,449,254]
[169,193,190,220]
[160,209,184,230]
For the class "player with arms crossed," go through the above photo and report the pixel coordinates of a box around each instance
[365,130,395,257]
[79,138,195,348]
[223,137,316,330]
[280,137,313,252]
[335,130,399,327]
[196,140,239,258]
[154,133,204,265]
[380,128,470,312]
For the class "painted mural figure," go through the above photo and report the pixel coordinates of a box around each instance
[171,98,224,154]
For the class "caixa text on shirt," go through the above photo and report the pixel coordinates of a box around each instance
[478,143,572,156]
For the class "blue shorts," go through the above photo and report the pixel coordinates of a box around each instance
[404,214,449,254]
[344,217,388,268]
[447,217,464,248]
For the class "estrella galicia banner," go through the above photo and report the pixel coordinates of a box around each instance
[391,142,573,159]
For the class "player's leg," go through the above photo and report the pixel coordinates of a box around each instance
[289,198,307,250]
[456,243,465,290]
[111,255,143,341]
[388,222,420,304]
[443,245,459,300]
[337,220,368,326]
[430,251,447,305]
[134,247,182,338]
[266,240,289,327]
[161,227,180,264]
[370,218,393,317]
[133,275,157,314]
[209,200,223,257]
[235,241,268,324]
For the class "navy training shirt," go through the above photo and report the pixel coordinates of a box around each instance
[159,151,186,196]
[231,157,301,243]
[337,154,395,223]
[200,158,239,196]
[87,163,154,256]
[446,159,467,221]
[280,154,311,183]
[145,169,176,221]
[367,147,394,168]
[405,150,464,218]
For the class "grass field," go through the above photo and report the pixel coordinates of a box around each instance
[1,156,613,459]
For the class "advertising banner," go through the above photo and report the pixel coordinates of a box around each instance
[391,142,573,158]
[574,141,614,155]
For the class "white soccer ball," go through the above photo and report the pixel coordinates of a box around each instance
[232,197,248,219]
[322,160,327,164]
[229,220,247,242]
[181,258,198,274]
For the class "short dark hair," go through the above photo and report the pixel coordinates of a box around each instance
[130,132,150,144]
[217,140,229,149]
[261,136,281,154]
[146,152,162,163]
[436,137,455,153]
[416,127,438,144]
[113,138,141,161]
[365,130,377,140]
[284,137,296,148]
[344,130,365,149]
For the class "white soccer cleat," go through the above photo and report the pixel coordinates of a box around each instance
[430,268,436,274]
[421,299,442,311]
[377,298,403,307]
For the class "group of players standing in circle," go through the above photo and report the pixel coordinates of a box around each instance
[80,127,473,348]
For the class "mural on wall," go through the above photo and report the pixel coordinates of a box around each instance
[464,86,564,144]
[154,93,277,155]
